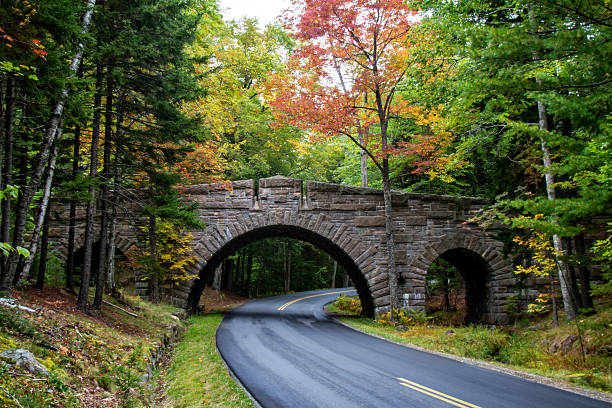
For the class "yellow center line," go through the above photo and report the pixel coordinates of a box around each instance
[397,378,482,408]
[277,290,355,311]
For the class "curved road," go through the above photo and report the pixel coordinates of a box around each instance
[216,288,610,408]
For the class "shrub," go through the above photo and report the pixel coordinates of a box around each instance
[377,308,430,327]
[334,295,362,314]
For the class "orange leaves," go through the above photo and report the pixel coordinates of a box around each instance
[391,104,466,182]
[170,141,225,185]
[267,0,420,166]
[32,48,47,59]
[0,25,46,59]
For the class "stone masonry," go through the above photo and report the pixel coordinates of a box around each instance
[47,176,516,323]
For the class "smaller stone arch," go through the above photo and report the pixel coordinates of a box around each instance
[407,232,514,324]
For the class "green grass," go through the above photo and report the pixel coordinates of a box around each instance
[338,313,612,394]
[329,296,612,394]
[164,314,253,408]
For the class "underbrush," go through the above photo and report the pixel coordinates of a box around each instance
[0,287,183,407]
[333,296,612,394]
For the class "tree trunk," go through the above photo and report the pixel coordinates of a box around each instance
[16,127,62,286]
[1,76,15,273]
[1,0,96,294]
[574,234,594,310]
[246,253,252,297]
[359,128,368,188]
[564,237,583,309]
[287,247,291,293]
[382,157,398,319]
[223,258,233,291]
[105,92,125,294]
[76,65,104,312]
[343,268,349,288]
[93,67,114,311]
[65,125,81,290]
[550,274,559,327]
[35,209,50,290]
[539,112,578,320]
[282,241,289,294]
[148,214,160,303]
[212,264,222,294]
[0,75,6,188]
[529,4,578,321]
[441,267,450,312]
[331,260,337,289]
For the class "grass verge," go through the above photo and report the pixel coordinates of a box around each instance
[329,297,612,395]
[162,314,253,408]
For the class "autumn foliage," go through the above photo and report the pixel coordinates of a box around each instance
[267,0,418,161]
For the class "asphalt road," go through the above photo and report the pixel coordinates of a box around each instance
[216,288,611,408]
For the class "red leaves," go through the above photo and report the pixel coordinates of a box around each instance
[267,0,419,163]
[33,48,48,59]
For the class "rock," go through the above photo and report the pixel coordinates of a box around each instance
[445,329,455,336]
[560,335,578,352]
[170,314,180,322]
[0,298,36,313]
[139,373,150,384]
[549,342,560,354]
[172,311,186,320]
[0,349,49,376]
[395,325,408,332]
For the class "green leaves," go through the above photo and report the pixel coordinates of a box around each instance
[0,242,30,258]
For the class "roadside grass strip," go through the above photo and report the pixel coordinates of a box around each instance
[397,377,481,408]
[164,314,253,408]
[277,290,355,311]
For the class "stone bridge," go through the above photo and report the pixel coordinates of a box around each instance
[48,176,515,323]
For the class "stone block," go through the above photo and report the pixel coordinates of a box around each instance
[405,216,427,226]
[354,216,386,227]
[259,176,302,190]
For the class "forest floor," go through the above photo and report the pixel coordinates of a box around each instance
[198,285,251,313]
[0,286,183,407]
[329,296,612,397]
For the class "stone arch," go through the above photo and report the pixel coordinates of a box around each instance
[408,232,513,324]
[69,231,137,260]
[184,211,376,317]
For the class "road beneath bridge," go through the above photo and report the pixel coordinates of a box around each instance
[216,289,611,408]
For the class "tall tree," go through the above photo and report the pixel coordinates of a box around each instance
[0,0,96,293]
[268,0,418,316]
[419,0,611,318]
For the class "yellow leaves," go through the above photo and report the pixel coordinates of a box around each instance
[123,220,197,283]
[512,216,562,279]
[527,294,551,314]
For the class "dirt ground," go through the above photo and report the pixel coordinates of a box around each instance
[198,285,251,312]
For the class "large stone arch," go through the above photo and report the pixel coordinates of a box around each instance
[405,232,515,324]
[181,210,376,316]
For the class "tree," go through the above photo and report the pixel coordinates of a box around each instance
[268,0,418,317]
[418,0,611,319]
[1,0,96,293]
